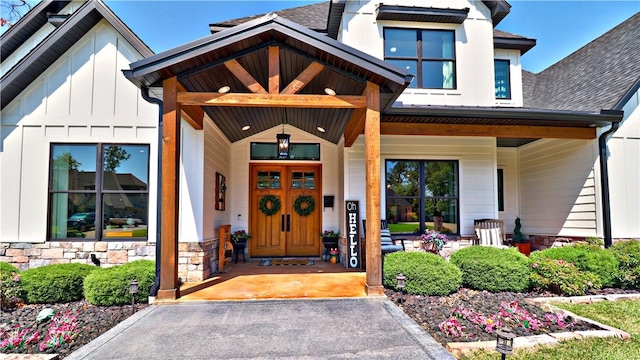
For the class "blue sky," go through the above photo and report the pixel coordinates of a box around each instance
[102,0,639,74]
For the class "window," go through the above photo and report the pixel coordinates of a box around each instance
[494,59,511,99]
[384,28,456,89]
[48,144,150,240]
[250,142,320,160]
[385,160,459,235]
[497,169,504,211]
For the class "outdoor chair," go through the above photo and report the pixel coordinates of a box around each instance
[362,220,405,255]
[473,219,509,248]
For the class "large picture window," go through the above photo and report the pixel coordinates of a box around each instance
[385,160,459,235]
[384,28,456,89]
[48,143,150,240]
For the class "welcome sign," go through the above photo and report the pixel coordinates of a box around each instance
[345,200,360,269]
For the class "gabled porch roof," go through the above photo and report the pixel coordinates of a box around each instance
[124,13,412,144]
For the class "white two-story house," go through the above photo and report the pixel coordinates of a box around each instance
[1,0,637,300]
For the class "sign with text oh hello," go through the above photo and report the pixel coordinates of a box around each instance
[345,200,360,269]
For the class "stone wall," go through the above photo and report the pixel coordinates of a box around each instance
[178,238,219,283]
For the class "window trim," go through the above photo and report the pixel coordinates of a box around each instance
[494,59,511,100]
[384,27,457,90]
[47,142,151,241]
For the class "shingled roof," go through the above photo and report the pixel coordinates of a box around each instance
[524,12,640,112]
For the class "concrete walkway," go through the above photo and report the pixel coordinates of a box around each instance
[67,298,455,360]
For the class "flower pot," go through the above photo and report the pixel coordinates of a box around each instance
[322,239,339,250]
[515,242,530,256]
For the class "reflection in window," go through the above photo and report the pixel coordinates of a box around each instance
[48,143,150,240]
[386,160,459,235]
[291,171,315,189]
[257,171,281,189]
[494,60,511,99]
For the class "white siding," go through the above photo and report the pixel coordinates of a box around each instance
[494,49,524,107]
[344,135,496,236]
[497,148,519,232]
[203,116,232,240]
[608,89,640,238]
[518,139,598,237]
[339,0,506,107]
[0,21,158,243]
[179,122,204,243]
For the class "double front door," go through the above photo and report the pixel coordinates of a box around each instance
[250,164,322,257]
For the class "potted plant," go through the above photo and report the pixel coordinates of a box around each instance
[321,230,340,250]
[421,230,448,253]
[231,230,250,251]
[511,217,530,255]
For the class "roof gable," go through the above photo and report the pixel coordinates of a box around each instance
[0,0,153,110]
[525,12,640,112]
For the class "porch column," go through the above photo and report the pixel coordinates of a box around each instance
[364,81,383,295]
[157,76,181,300]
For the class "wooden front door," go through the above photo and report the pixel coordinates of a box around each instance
[250,164,321,257]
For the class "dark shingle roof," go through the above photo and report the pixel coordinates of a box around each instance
[210,1,329,33]
[525,12,640,111]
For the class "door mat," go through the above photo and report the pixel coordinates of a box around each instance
[258,259,315,266]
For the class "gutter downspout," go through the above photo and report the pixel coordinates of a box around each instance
[598,121,619,248]
[141,87,163,296]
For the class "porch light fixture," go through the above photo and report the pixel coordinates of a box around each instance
[316,126,326,133]
[218,85,230,93]
[495,327,516,360]
[396,273,406,303]
[129,279,139,315]
[241,125,251,131]
[324,87,336,96]
[277,110,290,159]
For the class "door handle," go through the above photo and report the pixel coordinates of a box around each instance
[286,214,291,232]
[281,214,285,232]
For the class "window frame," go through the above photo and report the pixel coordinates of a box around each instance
[497,168,505,212]
[384,27,457,90]
[385,159,460,235]
[494,59,512,99]
[47,142,151,241]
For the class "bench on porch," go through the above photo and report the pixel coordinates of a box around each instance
[473,219,509,248]
[218,224,233,273]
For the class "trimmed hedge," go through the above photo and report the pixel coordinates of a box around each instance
[20,263,96,304]
[609,240,640,289]
[383,251,462,296]
[84,260,155,306]
[450,246,531,293]
[530,245,619,287]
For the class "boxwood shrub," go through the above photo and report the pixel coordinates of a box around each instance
[84,260,155,306]
[609,240,640,289]
[383,251,462,296]
[1,262,23,309]
[529,245,619,287]
[450,246,531,293]
[20,263,96,304]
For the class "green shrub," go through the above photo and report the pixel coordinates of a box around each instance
[609,240,640,289]
[84,260,155,306]
[530,257,602,296]
[383,252,461,296]
[449,246,531,293]
[0,262,23,309]
[530,245,619,287]
[20,263,96,304]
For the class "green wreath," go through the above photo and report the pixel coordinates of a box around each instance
[259,194,281,216]
[293,195,315,217]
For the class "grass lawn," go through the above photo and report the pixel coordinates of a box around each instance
[460,299,640,360]
[388,223,420,233]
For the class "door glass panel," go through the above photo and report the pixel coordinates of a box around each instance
[270,172,281,189]
[257,171,269,189]
[304,172,315,189]
[257,171,281,189]
[292,172,303,189]
[291,171,315,189]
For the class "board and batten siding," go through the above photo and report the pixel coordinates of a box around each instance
[344,136,497,236]
[228,125,342,234]
[518,138,599,237]
[608,88,640,238]
[497,148,519,232]
[0,21,158,243]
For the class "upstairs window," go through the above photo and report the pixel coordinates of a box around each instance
[494,59,511,99]
[384,28,456,89]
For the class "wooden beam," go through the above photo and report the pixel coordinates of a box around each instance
[364,81,383,296]
[224,59,267,94]
[177,92,366,109]
[157,76,181,301]
[268,46,280,94]
[174,81,203,130]
[380,123,597,139]
[343,108,366,147]
[280,62,325,95]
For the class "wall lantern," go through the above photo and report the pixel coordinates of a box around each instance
[277,110,290,159]
[129,279,139,315]
[495,327,516,360]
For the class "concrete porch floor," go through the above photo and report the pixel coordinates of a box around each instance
[178,258,368,301]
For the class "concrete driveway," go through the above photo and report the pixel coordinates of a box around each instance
[67,298,455,360]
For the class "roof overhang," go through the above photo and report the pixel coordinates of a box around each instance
[482,0,511,26]
[125,14,411,144]
[1,0,153,110]
[494,36,536,55]
[376,5,469,24]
